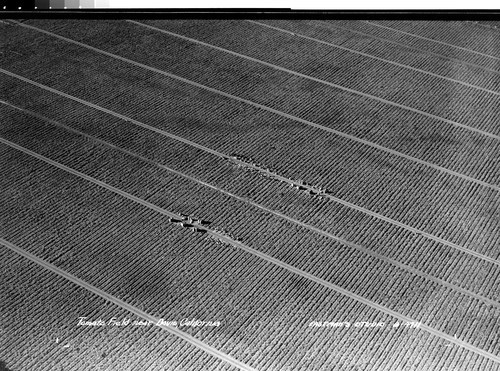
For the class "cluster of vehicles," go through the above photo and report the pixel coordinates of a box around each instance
[229,153,331,199]
[168,213,210,233]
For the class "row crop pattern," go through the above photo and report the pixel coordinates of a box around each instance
[0,248,233,371]
[2,151,488,370]
[331,20,500,72]
[377,20,500,60]
[2,95,500,303]
[1,98,499,299]
[8,20,500,158]
[1,126,499,357]
[260,19,500,93]
[1,42,500,254]
[138,19,500,135]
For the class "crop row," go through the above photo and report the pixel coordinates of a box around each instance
[133,19,500,135]
[0,127,456,319]
[259,19,500,93]
[329,20,500,72]
[2,150,488,370]
[0,158,492,370]
[1,103,498,282]
[0,248,231,371]
[3,24,500,268]
[4,21,500,371]
[4,58,500,258]
[2,95,499,301]
[376,21,500,60]
[0,154,275,368]
[2,122,500,358]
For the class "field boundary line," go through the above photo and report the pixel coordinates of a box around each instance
[6,23,500,183]
[3,99,499,308]
[364,21,500,62]
[0,237,258,371]
[1,70,498,267]
[1,143,499,365]
[318,21,500,75]
[126,20,500,141]
[247,20,500,97]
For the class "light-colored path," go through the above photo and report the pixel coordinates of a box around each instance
[8,21,500,187]
[11,20,500,142]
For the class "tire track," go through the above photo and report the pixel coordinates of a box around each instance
[3,99,498,309]
[1,70,498,268]
[0,237,257,371]
[247,20,500,97]
[1,143,499,365]
[364,21,500,62]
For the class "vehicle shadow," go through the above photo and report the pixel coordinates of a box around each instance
[0,360,14,371]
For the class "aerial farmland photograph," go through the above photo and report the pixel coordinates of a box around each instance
[1,16,500,371]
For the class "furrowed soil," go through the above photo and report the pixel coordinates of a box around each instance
[327,20,500,71]
[1,113,499,362]
[0,248,238,371]
[255,20,500,93]
[1,145,497,370]
[2,19,499,371]
[1,27,499,257]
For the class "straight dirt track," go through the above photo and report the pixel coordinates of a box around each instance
[1,137,500,365]
[11,19,500,145]
[1,52,498,193]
